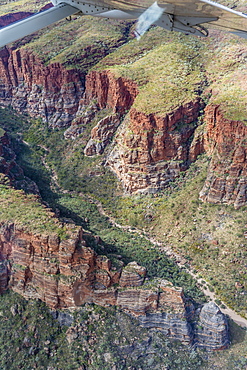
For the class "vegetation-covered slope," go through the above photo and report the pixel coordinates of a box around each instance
[0,0,247,368]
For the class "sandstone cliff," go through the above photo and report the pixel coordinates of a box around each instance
[0,47,84,128]
[0,219,228,349]
[107,102,204,194]
[0,41,246,205]
[0,79,230,350]
[200,104,247,209]
[82,71,247,203]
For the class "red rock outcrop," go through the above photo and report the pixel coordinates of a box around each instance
[107,101,204,194]
[0,220,179,313]
[82,70,139,114]
[119,261,146,287]
[0,221,198,344]
[0,213,229,348]
[0,48,84,127]
[200,105,247,208]
[81,70,205,193]
[0,220,195,341]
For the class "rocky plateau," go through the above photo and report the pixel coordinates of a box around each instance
[0,132,230,350]
[1,9,247,356]
[0,219,229,350]
[0,36,246,206]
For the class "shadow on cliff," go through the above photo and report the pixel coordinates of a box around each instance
[15,141,89,229]
[229,320,247,346]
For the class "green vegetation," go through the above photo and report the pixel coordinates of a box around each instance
[0,127,5,137]
[205,42,247,121]
[0,108,206,302]
[0,173,70,237]
[105,155,247,318]
[26,17,130,70]
[1,1,247,367]
[0,0,47,14]
[0,290,207,370]
[105,33,206,115]
[21,112,118,200]
[2,95,246,317]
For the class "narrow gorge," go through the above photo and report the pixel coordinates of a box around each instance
[0,6,247,368]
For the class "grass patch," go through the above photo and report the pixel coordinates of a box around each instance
[104,155,247,317]
[0,173,71,237]
[0,289,206,370]
[105,34,206,115]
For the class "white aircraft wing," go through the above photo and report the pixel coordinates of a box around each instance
[158,0,247,36]
[100,0,247,37]
[0,0,247,48]
[0,4,79,48]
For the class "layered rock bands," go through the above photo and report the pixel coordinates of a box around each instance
[0,221,229,350]
[107,103,204,194]
[199,105,247,208]
[0,47,246,205]
[0,47,84,128]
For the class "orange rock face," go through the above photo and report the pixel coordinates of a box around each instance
[107,101,204,194]
[0,220,229,348]
[0,221,187,314]
[82,70,139,114]
[0,48,84,128]
[80,69,205,195]
[200,105,247,208]
[1,45,246,205]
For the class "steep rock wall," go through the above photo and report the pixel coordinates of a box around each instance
[82,70,138,114]
[0,46,246,205]
[0,48,84,127]
[0,219,228,349]
[200,105,247,208]
[107,102,204,194]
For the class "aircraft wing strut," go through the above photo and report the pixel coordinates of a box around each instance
[0,4,80,48]
[0,0,247,48]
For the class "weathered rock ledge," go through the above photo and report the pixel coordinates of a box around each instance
[0,220,229,350]
[0,47,84,128]
[107,102,204,194]
[0,45,246,205]
[200,104,247,209]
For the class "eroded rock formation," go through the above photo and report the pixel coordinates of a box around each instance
[0,43,246,204]
[82,70,138,114]
[107,102,204,194]
[84,113,121,155]
[195,302,229,350]
[200,105,247,209]
[0,48,84,127]
[0,220,228,349]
